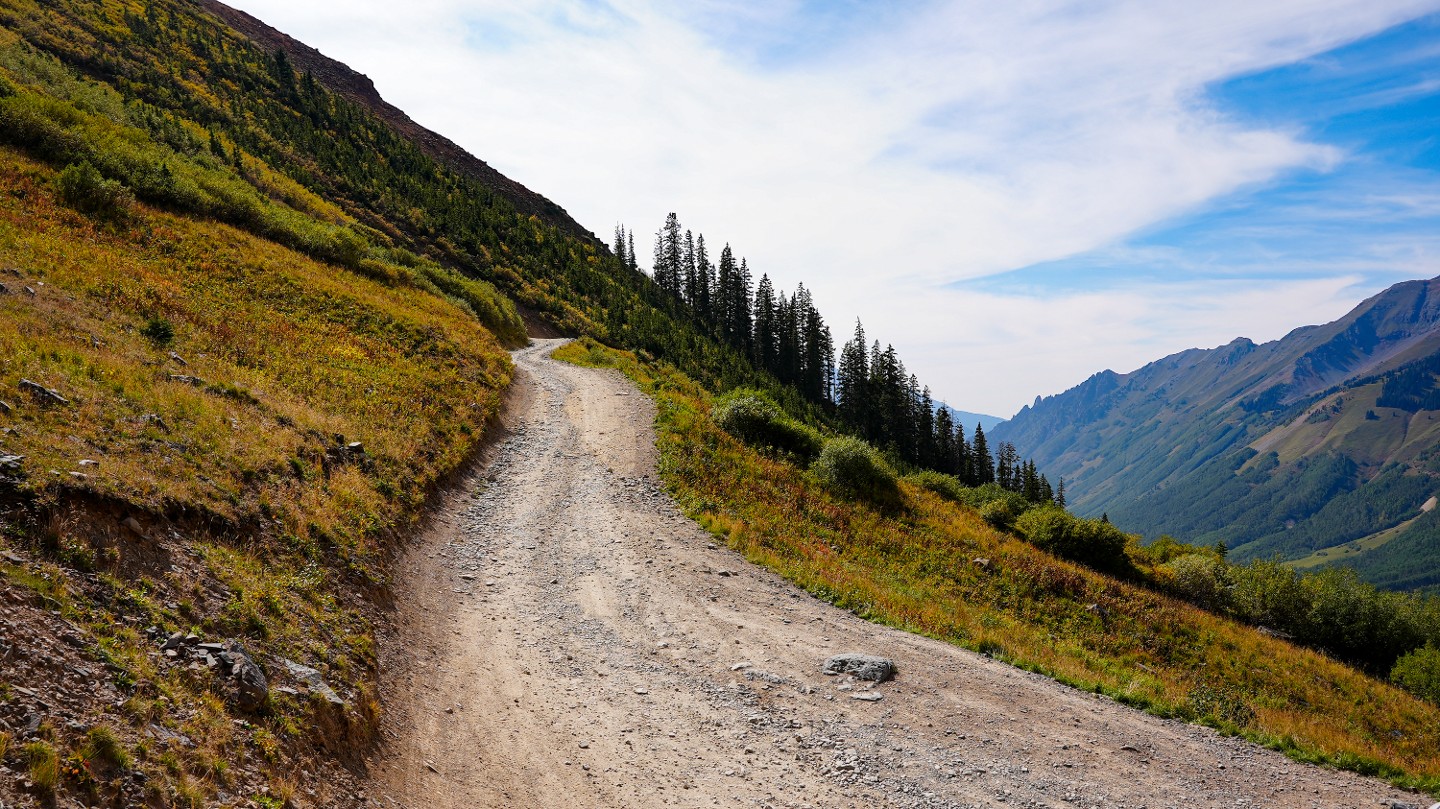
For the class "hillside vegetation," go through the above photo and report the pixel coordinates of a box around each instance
[557,338,1440,795]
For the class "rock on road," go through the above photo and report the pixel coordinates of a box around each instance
[367,338,1425,809]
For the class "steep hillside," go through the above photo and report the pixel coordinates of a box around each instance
[193,0,591,240]
[993,277,1440,587]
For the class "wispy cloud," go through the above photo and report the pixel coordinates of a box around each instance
[227,0,1440,415]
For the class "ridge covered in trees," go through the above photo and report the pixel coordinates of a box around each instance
[618,213,1059,503]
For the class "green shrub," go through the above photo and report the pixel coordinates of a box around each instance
[54,159,132,218]
[140,316,175,347]
[713,390,823,462]
[1163,553,1230,610]
[1016,506,1130,573]
[954,482,1031,516]
[1390,645,1440,705]
[812,435,897,501]
[979,498,1015,530]
[905,469,967,502]
[1228,559,1307,631]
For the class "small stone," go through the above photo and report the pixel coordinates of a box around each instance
[0,400,11,414]
[168,351,188,366]
[850,692,883,702]
[23,285,35,296]
[281,658,344,706]
[225,641,269,712]
[77,459,99,467]
[578,741,589,748]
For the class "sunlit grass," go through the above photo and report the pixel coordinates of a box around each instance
[0,144,515,802]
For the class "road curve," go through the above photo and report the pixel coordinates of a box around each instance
[366,338,1422,809]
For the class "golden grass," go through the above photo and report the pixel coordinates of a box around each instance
[0,147,510,537]
[0,144,515,802]
[557,337,1440,794]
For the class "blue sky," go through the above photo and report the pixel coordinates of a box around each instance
[974,14,1440,297]
[231,0,1440,416]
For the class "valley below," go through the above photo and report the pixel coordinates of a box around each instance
[363,340,1424,809]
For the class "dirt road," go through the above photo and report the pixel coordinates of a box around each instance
[367,338,1424,808]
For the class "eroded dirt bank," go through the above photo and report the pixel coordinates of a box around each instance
[366,338,1424,809]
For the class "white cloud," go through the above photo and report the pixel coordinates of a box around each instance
[226,0,1440,415]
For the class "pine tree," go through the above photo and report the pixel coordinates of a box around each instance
[1055,479,1066,509]
[651,230,666,287]
[753,274,777,373]
[626,232,638,272]
[734,257,753,354]
[918,386,935,469]
[716,244,736,342]
[934,406,956,475]
[837,320,869,431]
[613,224,626,265]
[682,229,698,306]
[801,293,828,402]
[694,234,712,321]
[972,424,994,485]
[660,212,683,297]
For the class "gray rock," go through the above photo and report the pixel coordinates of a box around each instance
[0,399,11,413]
[18,379,68,407]
[282,658,345,706]
[161,631,185,651]
[224,641,268,711]
[168,374,207,387]
[822,653,896,682]
[0,454,22,471]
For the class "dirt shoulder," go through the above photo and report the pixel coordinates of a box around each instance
[366,338,1425,808]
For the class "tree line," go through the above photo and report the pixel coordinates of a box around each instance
[616,213,1060,505]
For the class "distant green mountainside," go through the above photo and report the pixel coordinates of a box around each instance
[992,277,1440,590]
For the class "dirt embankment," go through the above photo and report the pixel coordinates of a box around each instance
[366,338,1426,808]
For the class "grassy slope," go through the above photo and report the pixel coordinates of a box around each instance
[0,138,512,805]
[557,338,1440,796]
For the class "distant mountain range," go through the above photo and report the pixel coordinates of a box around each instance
[992,276,1440,590]
[939,404,1006,433]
